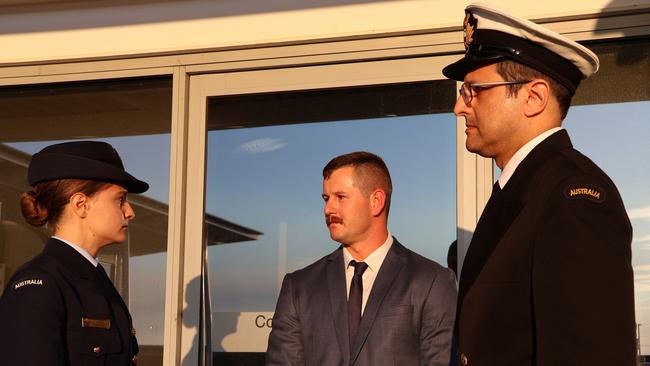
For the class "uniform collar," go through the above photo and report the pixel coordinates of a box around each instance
[498,127,563,189]
[52,236,99,267]
[43,237,99,278]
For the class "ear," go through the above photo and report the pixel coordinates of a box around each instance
[69,192,89,218]
[369,189,387,216]
[523,79,549,118]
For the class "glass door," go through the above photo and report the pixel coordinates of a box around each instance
[185,56,461,365]
[0,76,173,366]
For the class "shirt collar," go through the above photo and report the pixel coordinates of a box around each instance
[498,127,562,189]
[52,236,99,267]
[343,232,394,273]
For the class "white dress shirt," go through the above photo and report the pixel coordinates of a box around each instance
[343,232,393,315]
[498,127,563,189]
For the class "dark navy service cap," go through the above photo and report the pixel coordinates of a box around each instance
[443,3,599,94]
[27,141,149,193]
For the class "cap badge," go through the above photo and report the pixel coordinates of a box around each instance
[463,11,478,52]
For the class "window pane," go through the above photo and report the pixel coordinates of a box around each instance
[205,80,457,359]
[0,76,172,366]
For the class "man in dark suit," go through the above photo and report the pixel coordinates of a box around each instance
[266,151,457,366]
[442,4,636,366]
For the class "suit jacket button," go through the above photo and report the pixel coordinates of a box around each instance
[460,353,469,365]
[93,346,102,354]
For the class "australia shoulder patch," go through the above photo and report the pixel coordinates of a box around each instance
[564,184,606,203]
[12,278,45,291]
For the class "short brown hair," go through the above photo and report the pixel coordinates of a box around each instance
[21,179,110,229]
[323,151,393,215]
[496,59,573,120]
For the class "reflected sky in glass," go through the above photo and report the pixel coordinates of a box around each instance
[206,113,457,312]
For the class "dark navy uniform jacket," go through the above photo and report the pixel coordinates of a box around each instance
[456,130,636,366]
[0,238,138,365]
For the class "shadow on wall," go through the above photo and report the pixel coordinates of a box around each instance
[0,0,396,34]
[182,275,201,366]
[213,312,240,352]
[211,311,268,365]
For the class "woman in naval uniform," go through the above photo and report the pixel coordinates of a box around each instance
[0,141,148,365]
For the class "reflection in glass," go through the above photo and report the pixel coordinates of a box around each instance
[205,81,457,357]
[0,76,172,366]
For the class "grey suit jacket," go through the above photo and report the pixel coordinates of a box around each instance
[266,238,457,366]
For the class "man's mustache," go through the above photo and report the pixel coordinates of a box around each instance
[326,216,343,225]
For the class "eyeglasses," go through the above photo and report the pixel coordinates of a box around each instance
[459,80,532,105]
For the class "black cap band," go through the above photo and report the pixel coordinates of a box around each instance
[444,29,583,94]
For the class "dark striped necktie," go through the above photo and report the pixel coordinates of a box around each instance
[348,260,368,351]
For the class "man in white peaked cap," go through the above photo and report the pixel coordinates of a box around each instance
[443,3,635,366]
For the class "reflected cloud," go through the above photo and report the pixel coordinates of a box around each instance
[235,138,287,154]
[628,206,650,221]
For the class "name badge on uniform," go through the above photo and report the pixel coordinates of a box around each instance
[82,317,111,330]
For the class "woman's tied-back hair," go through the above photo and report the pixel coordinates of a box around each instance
[21,179,109,229]
[322,151,393,215]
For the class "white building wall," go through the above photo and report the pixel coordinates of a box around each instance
[0,0,648,65]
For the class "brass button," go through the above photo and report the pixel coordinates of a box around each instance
[92,346,102,354]
[460,352,469,366]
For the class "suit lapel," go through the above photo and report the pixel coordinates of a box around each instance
[349,240,406,365]
[326,247,350,364]
[458,130,573,305]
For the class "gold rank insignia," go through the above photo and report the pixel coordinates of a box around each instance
[82,317,111,329]
[564,184,606,203]
[463,11,478,52]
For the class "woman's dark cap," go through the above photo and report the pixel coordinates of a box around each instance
[27,141,149,193]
